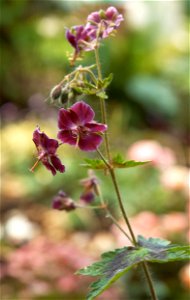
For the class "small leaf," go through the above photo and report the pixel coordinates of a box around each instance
[77,237,190,300]
[81,158,106,170]
[96,90,108,99]
[112,154,150,169]
[102,73,113,89]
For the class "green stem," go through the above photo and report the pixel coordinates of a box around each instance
[96,183,133,243]
[95,48,158,300]
[94,48,111,162]
[142,262,158,300]
[97,148,158,300]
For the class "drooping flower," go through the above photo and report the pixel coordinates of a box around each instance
[57,101,107,151]
[30,127,65,175]
[80,170,99,203]
[65,6,123,63]
[87,6,124,39]
[66,25,97,59]
[52,191,76,211]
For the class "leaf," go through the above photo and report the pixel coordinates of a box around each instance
[102,73,113,89]
[81,158,106,170]
[77,236,190,300]
[112,154,150,168]
[96,90,108,99]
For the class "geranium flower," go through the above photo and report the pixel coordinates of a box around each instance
[66,25,96,57]
[57,101,107,151]
[87,6,124,38]
[52,191,76,211]
[30,127,65,175]
[80,170,99,203]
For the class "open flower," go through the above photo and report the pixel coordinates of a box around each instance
[30,127,65,175]
[87,6,124,39]
[66,24,96,61]
[57,101,107,151]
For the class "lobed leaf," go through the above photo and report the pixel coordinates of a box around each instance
[77,236,190,300]
[112,154,150,168]
[81,158,106,170]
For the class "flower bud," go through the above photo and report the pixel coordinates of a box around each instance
[99,9,106,19]
[50,85,62,101]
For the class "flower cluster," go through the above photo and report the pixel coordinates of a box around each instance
[31,102,107,175]
[66,6,123,61]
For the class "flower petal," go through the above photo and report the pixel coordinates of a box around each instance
[79,132,103,151]
[66,29,77,49]
[57,130,77,146]
[42,160,56,175]
[58,108,78,130]
[50,155,65,173]
[85,122,107,133]
[70,101,94,125]
[46,139,59,154]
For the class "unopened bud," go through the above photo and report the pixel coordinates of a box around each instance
[50,85,62,100]
[99,9,106,19]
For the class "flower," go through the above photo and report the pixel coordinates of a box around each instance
[87,6,124,39]
[52,191,76,211]
[66,25,97,59]
[31,127,65,175]
[57,101,107,151]
[66,7,123,62]
[80,170,99,203]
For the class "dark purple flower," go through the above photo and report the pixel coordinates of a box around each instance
[57,101,107,151]
[87,6,124,38]
[80,171,99,203]
[52,191,76,211]
[30,127,65,175]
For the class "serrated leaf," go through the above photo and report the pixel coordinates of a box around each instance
[112,154,150,168]
[81,158,106,170]
[77,237,190,300]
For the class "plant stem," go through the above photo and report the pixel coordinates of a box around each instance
[141,262,158,300]
[94,48,111,163]
[96,183,133,243]
[95,49,158,300]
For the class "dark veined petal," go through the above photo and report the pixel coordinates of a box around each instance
[57,130,77,146]
[46,139,59,154]
[32,127,42,147]
[78,132,103,151]
[50,155,65,173]
[66,29,77,49]
[85,122,107,133]
[70,101,95,125]
[80,191,95,203]
[58,108,78,130]
[42,160,56,176]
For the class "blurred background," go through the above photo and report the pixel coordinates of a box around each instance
[1,0,189,299]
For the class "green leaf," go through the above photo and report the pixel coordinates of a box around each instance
[81,158,106,170]
[77,237,190,300]
[102,73,113,89]
[96,90,108,99]
[112,154,150,168]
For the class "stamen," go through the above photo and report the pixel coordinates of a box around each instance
[75,134,80,148]
[29,159,41,172]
